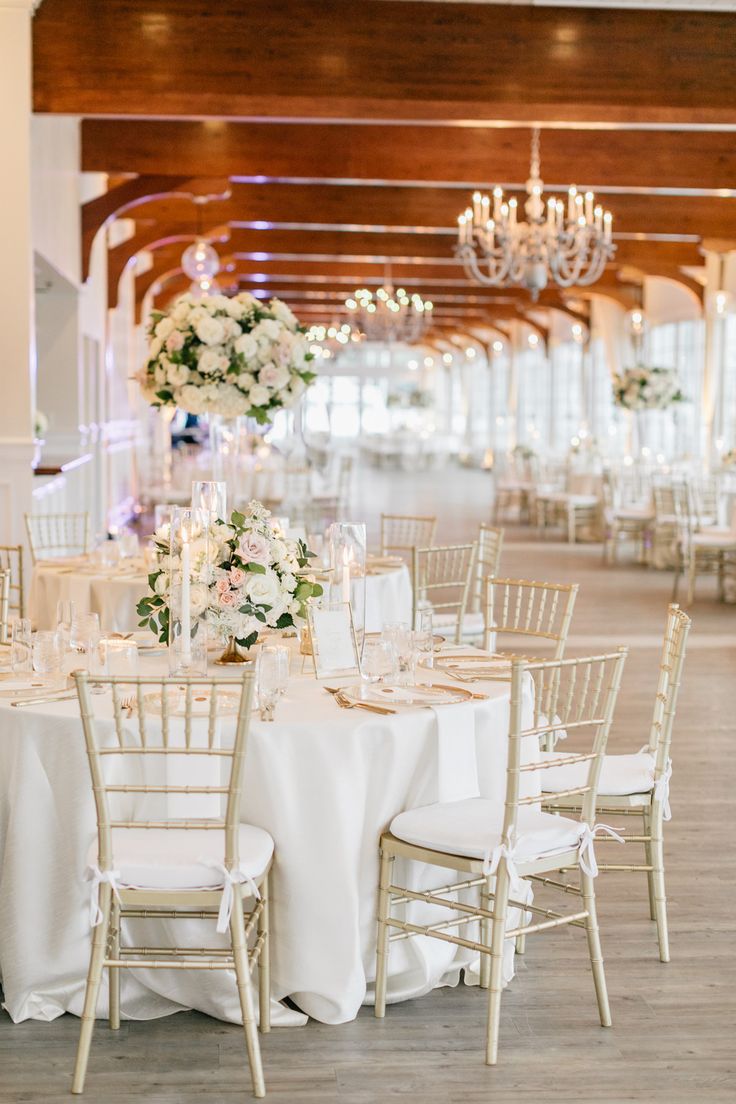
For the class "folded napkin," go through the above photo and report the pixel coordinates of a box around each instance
[432,700,480,803]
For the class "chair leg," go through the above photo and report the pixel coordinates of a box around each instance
[650,812,670,964]
[374,848,394,1018]
[72,883,112,1094]
[258,872,271,1033]
[580,869,611,1027]
[485,865,510,1066]
[686,553,697,606]
[109,899,121,1030]
[642,809,656,921]
[480,875,492,987]
[230,891,266,1099]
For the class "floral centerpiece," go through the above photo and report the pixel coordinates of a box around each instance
[612,366,685,411]
[137,500,323,654]
[136,292,316,423]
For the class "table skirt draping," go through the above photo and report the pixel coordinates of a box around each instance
[0,661,535,1028]
[29,562,413,637]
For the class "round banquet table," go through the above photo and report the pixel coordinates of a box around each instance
[29,558,413,635]
[0,645,537,1027]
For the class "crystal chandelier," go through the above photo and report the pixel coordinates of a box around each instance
[346,278,433,343]
[456,128,615,301]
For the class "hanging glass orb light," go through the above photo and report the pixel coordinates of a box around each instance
[181,239,220,282]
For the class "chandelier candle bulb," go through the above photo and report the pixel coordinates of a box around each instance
[473,191,482,223]
[568,186,577,221]
[604,211,613,242]
[481,194,490,221]
[585,192,594,222]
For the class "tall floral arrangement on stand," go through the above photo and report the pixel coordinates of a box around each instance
[612,366,685,411]
[137,500,323,653]
[136,292,316,422]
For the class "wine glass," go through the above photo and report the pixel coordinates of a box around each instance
[32,630,63,685]
[70,612,101,671]
[257,645,290,722]
[10,618,32,675]
[55,600,76,651]
[412,606,435,681]
[360,638,396,686]
[383,621,413,686]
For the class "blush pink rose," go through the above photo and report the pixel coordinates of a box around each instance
[166,330,184,352]
[218,589,237,607]
[238,531,271,567]
[215,577,230,594]
[229,566,246,588]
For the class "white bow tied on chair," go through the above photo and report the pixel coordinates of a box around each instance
[578,824,626,878]
[84,865,122,927]
[207,863,260,933]
[483,837,523,895]
[653,759,673,821]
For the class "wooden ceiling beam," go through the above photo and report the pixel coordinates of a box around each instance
[35,0,736,124]
[81,120,736,192]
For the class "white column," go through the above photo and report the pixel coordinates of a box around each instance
[702,250,731,463]
[0,0,36,545]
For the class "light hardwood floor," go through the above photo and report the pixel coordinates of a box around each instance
[2,466,735,1103]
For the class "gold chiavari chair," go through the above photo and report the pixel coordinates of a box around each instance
[24,511,90,563]
[541,605,690,962]
[71,670,271,1098]
[458,524,505,643]
[482,577,578,660]
[380,513,437,587]
[0,543,24,618]
[0,569,11,645]
[412,542,477,644]
[671,489,736,604]
[375,649,628,1065]
[602,471,653,565]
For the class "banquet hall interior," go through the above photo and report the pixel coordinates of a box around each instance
[1,1,736,1101]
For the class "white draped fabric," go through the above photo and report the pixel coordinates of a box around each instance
[0,656,535,1027]
[29,561,412,636]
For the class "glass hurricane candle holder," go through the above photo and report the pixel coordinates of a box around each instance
[168,506,209,677]
[327,522,367,647]
[191,480,227,523]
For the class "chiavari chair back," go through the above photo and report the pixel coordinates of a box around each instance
[483,577,578,659]
[413,542,476,644]
[0,543,24,618]
[375,649,628,1065]
[542,605,691,962]
[25,512,90,563]
[71,670,270,1098]
[381,513,437,586]
[0,569,11,645]
[471,524,504,611]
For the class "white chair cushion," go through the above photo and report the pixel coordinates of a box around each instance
[692,531,736,548]
[539,751,655,797]
[432,610,485,636]
[87,824,274,891]
[390,799,584,864]
[614,506,653,522]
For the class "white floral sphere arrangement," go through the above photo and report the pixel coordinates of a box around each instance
[137,292,316,423]
[612,365,684,412]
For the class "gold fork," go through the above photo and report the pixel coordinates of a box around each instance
[324,687,396,715]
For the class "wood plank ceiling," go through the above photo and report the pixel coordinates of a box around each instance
[32,0,736,337]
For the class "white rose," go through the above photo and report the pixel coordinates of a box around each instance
[153,572,169,596]
[248,384,270,407]
[269,299,298,330]
[259,362,291,390]
[155,317,175,340]
[234,371,255,394]
[205,294,230,313]
[245,570,282,607]
[167,363,189,387]
[148,336,163,359]
[234,333,259,360]
[172,301,191,322]
[198,347,229,376]
[195,316,226,346]
[189,583,209,617]
[252,318,281,342]
[225,299,244,320]
[153,364,168,386]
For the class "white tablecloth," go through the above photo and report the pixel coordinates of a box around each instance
[0,649,535,1027]
[30,560,413,636]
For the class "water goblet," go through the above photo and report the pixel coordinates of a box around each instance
[383,621,413,686]
[360,638,396,686]
[55,599,76,651]
[257,645,290,722]
[32,630,64,686]
[10,618,32,675]
[70,612,101,672]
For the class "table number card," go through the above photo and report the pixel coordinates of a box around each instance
[308,602,360,680]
